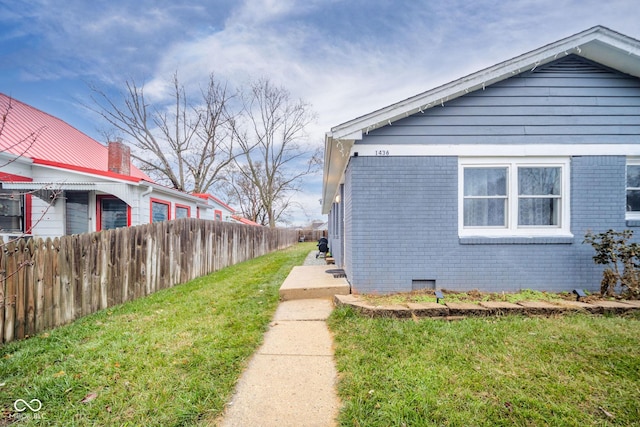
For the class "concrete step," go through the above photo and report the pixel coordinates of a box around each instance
[279,265,350,301]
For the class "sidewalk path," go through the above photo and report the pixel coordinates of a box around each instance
[218,252,340,427]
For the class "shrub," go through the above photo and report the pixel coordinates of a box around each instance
[583,229,640,299]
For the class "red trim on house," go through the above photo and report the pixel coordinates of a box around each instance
[33,159,143,182]
[96,195,131,231]
[150,198,171,222]
[214,209,222,221]
[24,194,32,233]
[175,203,191,218]
[96,195,105,230]
[0,172,33,182]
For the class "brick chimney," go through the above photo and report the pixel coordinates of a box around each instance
[108,140,131,176]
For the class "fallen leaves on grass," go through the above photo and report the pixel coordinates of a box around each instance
[80,393,98,404]
[599,407,615,419]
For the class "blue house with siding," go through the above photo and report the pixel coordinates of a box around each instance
[322,26,640,295]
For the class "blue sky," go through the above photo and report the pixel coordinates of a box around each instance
[1,0,639,225]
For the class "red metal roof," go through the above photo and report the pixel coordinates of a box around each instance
[232,215,262,227]
[0,93,149,180]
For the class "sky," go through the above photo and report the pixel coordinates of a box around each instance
[1,0,639,226]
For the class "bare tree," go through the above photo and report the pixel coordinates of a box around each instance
[219,162,300,226]
[231,78,320,228]
[88,72,236,193]
[219,164,269,225]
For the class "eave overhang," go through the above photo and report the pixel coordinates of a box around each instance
[321,26,640,215]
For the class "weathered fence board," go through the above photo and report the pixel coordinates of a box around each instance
[1,219,297,345]
[0,246,4,344]
[4,242,16,342]
[15,240,26,340]
[25,239,35,337]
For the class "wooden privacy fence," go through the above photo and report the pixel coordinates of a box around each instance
[0,218,297,345]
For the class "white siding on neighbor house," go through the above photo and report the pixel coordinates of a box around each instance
[137,190,205,224]
[30,194,65,238]
[31,165,91,182]
[0,156,32,178]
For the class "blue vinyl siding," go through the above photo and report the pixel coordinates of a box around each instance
[337,55,640,294]
[361,56,640,145]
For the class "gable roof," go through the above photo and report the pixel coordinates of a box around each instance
[193,193,236,213]
[322,25,640,214]
[0,93,149,181]
[231,215,262,226]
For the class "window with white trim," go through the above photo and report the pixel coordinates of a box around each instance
[626,159,640,220]
[459,158,571,237]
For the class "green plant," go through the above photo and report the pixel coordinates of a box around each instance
[583,229,640,299]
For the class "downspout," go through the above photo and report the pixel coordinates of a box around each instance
[141,185,153,224]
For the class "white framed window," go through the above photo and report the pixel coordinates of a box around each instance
[626,158,640,220]
[458,157,571,237]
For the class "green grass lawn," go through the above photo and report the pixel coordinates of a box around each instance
[0,242,313,426]
[328,306,640,427]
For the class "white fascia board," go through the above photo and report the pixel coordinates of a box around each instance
[322,136,354,214]
[351,144,640,157]
[34,161,142,185]
[329,26,640,141]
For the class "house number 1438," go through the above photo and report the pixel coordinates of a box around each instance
[375,150,390,156]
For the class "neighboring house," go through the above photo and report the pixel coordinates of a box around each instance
[0,93,238,241]
[193,193,262,226]
[311,220,328,232]
[194,193,236,222]
[322,26,640,294]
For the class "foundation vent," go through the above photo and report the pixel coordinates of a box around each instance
[412,280,436,291]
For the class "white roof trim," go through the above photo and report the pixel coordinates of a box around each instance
[321,25,640,214]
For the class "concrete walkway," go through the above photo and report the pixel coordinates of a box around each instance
[218,251,347,427]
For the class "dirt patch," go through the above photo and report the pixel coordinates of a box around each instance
[354,288,640,318]
[360,288,614,305]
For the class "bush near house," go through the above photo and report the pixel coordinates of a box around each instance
[584,229,640,299]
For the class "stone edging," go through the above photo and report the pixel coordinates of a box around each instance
[334,294,640,319]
